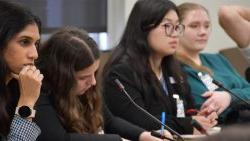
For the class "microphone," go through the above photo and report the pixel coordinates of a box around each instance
[212,79,250,106]
[114,79,184,141]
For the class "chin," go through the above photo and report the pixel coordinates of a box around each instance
[164,51,176,56]
[193,46,205,51]
[196,43,206,48]
[77,91,86,96]
[9,66,21,74]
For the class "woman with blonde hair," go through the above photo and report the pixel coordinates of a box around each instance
[176,2,250,123]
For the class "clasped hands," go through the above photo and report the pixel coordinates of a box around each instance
[200,91,231,115]
[193,90,231,134]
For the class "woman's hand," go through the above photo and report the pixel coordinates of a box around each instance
[200,91,231,115]
[139,130,173,141]
[192,115,217,135]
[12,65,43,108]
[205,112,218,124]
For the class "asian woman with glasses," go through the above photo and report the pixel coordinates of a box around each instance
[102,0,217,135]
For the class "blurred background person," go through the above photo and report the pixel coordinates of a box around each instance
[219,5,250,48]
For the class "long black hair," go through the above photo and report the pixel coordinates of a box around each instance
[103,0,192,105]
[0,0,41,136]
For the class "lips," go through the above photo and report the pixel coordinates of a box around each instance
[169,41,177,45]
[23,63,34,66]
[196,39,207,43]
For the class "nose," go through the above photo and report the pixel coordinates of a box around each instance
[170,28,179,38]
[198,27,208,36]
[89,74,96,86]
[28,44,38,60]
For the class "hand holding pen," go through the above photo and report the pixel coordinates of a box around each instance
[150,112,174,141]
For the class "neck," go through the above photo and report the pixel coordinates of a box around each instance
[149,54,163,80]
[178,46,201,65]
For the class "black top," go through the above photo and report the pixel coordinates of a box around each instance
[34,91,144,141]
[103,63,194,134]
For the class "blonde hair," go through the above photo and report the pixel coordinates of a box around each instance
[175,52,213,75]
[178,2,209,23]
[176,2,212,75]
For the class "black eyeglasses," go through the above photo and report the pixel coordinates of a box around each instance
[163,23,185,37]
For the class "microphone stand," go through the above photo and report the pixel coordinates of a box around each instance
[212,80,250,105]
[114,79,184,141]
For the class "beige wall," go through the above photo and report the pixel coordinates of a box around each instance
[107,0,137,48]
[108,0,250,53]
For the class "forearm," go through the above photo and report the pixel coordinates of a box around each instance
[237,6,250,21]
[104,116,143,141]
[219,5,250,48]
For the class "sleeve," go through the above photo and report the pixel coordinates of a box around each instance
[217,54,250,104]
[103,64,193,134]
[103,105,144,141]
[35,93,123,141]
[7,115,41,141]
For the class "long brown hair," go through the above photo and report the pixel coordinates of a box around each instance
[176,2,212,75]
[37,27,103,133]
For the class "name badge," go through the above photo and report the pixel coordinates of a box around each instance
[198,72,218,91]
[173,94,185,118]
[169,77,176,84]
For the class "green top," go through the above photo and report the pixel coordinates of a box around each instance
[182,53,250,118]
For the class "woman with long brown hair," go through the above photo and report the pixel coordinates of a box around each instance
[35,27,171,141]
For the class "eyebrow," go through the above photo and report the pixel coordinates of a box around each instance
[162,18,179,23]
[189,20,210,24]
[18,35,40,41]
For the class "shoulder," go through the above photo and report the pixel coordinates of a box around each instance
[109,62,133,74]
[201,53,230,64]
[106,62,135,81]
[201,53,222,60]
[104,61,142,92]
